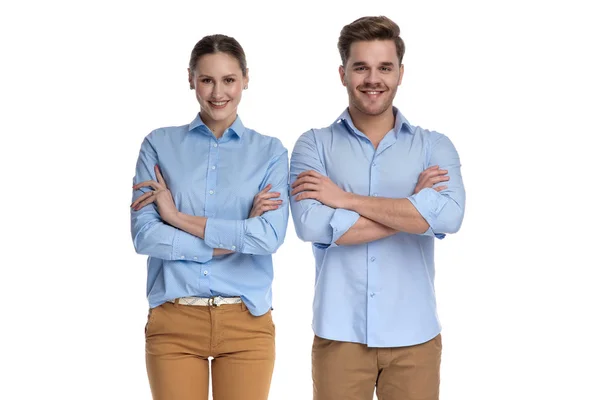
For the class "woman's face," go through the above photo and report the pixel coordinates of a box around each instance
[189,52,248,130]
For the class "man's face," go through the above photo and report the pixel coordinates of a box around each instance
[339,40,404,117]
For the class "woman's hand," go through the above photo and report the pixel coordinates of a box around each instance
[249,184,282,218]
[131,165,179,225]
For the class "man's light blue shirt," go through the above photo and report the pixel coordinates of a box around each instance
[131,114,289,316]
[290,107,465,347]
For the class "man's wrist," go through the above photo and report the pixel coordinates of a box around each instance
[342,192,358,210]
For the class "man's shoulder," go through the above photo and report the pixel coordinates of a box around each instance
[409,123,453,145]
[297,120,345,143]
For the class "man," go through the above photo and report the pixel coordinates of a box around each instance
[289,16,466,400]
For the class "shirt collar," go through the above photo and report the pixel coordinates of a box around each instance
[188,113,246,138]
[335,106,414,136]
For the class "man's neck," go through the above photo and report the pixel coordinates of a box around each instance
[348,105,395,148]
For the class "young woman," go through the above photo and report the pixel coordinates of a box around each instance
[130,34,288,400]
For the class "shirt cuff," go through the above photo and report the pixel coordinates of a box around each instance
[329,208,360,248]
[408,188,449,238]
[204,218,244,252]
[172,229,213,263]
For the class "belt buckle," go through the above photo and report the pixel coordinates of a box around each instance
[208,296,221,307]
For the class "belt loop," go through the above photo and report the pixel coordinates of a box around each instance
[174,298,180,308]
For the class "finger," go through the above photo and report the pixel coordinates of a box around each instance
[424,165,440,171]
[131,191,153,208]
[291,176,320,188]
[420,167,446,178]
[134,196,156,210]
[419,170,447,183]
[294,192,317,202]
[257,184,272,196]
[133,180,158,190]
[154,165,166,186]
[291,183,319,196]
[430,176,450,184]
[291,178,303,188]
[131,190,153,206]
[429,169,448,176]
[258,200,283,207]
[297,170,322,179]
[261,204,280,211]
[259,192,281,200]
[133,180,160,191]
[434,186,448,192]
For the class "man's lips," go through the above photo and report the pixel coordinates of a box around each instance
[359,87,386,93]
[359,89,386,99]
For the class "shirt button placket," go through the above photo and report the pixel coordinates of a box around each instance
[368,152,379,313]
[206,139,219,217]
[370,154,378,197]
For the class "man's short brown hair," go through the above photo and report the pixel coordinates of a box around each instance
[338,16,405,67]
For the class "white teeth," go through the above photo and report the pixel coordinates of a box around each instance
[366,91,381,95]
[211,101,227,106]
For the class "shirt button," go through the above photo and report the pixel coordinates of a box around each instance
[372,163,376,167]
[180,256,185,259]
[209,190,214,195]
[193,257,198,261]
[373,194,378,197]
[370,257,376,262]
[231,245,236,250]
[370,292,375,298]
[213,143,218,148]
[211,165,216,170]
[203,270,208,276]
[219,244,224,247]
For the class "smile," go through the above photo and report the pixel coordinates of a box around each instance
[209,100,229,109]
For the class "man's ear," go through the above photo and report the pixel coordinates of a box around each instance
[339,65,346,86]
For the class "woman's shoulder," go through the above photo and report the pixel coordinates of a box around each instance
[142,123,189,144]
[243,128,287,155]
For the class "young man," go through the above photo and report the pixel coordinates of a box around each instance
[289,16,466,400]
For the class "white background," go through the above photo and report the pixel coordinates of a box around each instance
[1,0,599,399]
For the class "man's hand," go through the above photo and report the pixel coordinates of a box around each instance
[414,166,449,194]
[249,184,283,218]
[131,165,179,225]
[291,170,350,209]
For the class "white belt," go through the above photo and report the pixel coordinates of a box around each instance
[169,296,242,307]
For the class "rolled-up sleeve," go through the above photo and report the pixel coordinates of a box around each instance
[408,133,466,239]
[131,136,214,262]
[204,149,290,255]
[290,130,360,247]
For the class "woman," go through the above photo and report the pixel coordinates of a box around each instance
[130,34,288,400]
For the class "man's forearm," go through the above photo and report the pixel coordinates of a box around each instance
[335,216,398,246]
[344,193,429,234]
